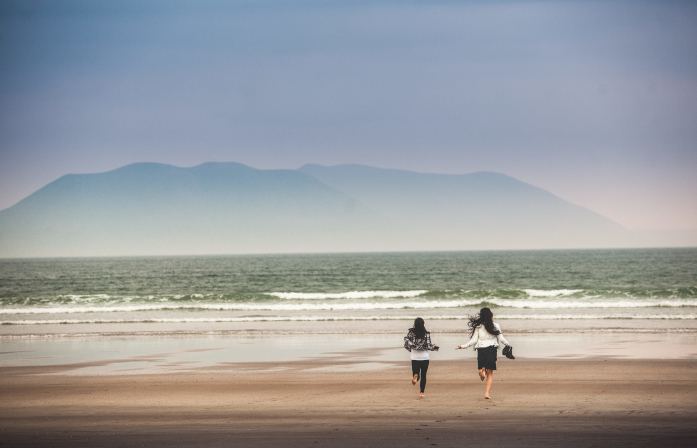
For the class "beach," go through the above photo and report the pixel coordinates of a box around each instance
[2,250,696,446]
[2,357,696,447]
[2,324,697,447]
[2,0,697,442]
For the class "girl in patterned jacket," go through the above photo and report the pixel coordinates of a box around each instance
[404,317,439,398]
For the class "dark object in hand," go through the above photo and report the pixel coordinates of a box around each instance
[502,346,515,359]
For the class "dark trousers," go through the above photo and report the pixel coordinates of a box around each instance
[411,360,429,393]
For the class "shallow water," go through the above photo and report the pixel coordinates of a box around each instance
[2,332,696,375]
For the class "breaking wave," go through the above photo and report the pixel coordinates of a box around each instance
[1,288,696,316]
[266,290,428,299]
[2,313,696,326]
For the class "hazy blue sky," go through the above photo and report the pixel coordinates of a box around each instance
[1,0,696,230]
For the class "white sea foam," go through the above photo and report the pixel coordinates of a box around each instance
[485,299,697,309]
[2,313,696,325]
[523,289,583,297]
[266,290,428,299]
[2,298,697,314]
[497,314,697,320]
[0,300,475,314]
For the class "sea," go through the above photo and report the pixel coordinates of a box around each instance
[1,248,695,331]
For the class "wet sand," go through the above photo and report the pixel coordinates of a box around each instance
[2,326,696,446]
[1,359,696,447]
[2,332,697,377]
[2,315,696,337]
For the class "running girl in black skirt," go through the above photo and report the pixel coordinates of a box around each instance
[456,307,512,399]
[404,317,439,398]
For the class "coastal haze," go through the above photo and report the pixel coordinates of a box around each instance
[1,161,692,258]
[1,1,697,233]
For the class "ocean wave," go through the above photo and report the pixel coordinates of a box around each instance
[523,289,583,297]
[266,290,428,300]
[2,313,696,325]
[3,287,696,307]
[3,298,697,314]
[0,300,474,314]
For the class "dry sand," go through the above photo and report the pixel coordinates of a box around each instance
[1,359,696,447]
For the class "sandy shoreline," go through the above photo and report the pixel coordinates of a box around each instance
[2,324,696,446]
[2,358,697,447]
[2,331,697,378]
[3,315,697,336]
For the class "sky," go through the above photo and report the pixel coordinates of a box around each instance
[1,0,696,230]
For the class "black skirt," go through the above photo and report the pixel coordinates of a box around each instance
[477,346,497,370]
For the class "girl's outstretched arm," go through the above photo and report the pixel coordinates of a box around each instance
[457,331,478,350]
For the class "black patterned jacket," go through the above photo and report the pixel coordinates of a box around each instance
[404,329,437,352]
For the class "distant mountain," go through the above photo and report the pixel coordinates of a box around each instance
[0,161,663,257]
[299,164,627,250]
[0,163,366,257]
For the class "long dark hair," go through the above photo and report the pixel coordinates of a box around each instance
[468,307,500,337]
[411,317,427,339]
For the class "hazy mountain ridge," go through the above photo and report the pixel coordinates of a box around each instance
[0,162,366,257]
[0,162,690,257]
[298,163,626,248]
[299,163,619,224]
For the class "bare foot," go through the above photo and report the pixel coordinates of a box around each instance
[412,374,418,385]
[479,368,486,381]
[485,395,490,399]
[420,392,424,398]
